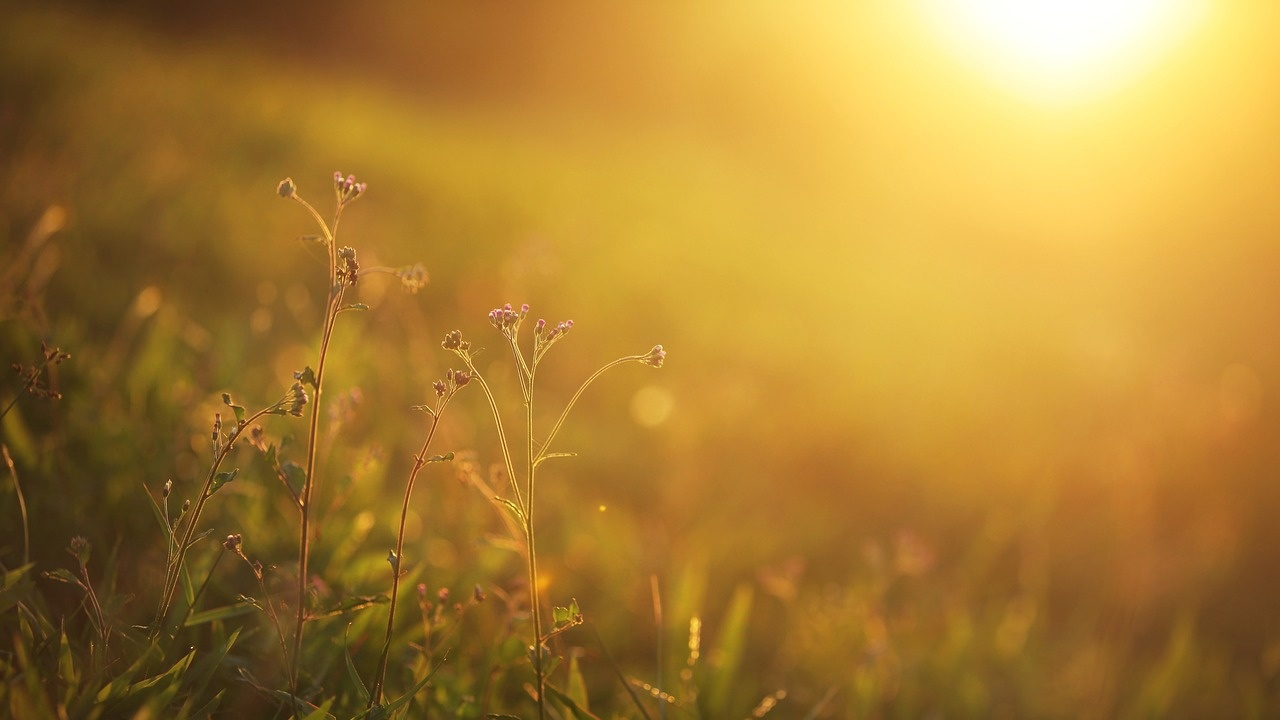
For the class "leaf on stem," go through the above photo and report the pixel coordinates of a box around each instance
[42,568,82,586]
[495,497,526,526]
[221,393,246,425]
[534,452,578,469]
[209,469,238,496]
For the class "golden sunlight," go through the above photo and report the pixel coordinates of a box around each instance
[924,0,1205,101]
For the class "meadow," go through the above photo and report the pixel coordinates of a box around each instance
[4,2,1280,717]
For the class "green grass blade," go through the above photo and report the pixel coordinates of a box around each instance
[344,624,370,706]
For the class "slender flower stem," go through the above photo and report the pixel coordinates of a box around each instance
[1,445,28,567]
[523,363,547,720]
[289,196,345,713]
[369,398,451,707]
[540,356,638,458]
[464,370,525,513]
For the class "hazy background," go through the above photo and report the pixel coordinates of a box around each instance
[4,0,1280,714]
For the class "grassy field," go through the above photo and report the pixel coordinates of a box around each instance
[4,2,1280,717]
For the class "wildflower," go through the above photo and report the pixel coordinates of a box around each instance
[276,177,296,198]
[333,171,368,203]
[163,479,173,498]
[223,533,243,552]
[270,381,309,417]
[442,330,469,352]
[639,344,666,368]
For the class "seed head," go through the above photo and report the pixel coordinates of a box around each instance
[640,344,666,368]
[276,177,296,198]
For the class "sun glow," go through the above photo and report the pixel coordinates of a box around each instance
[925,0,1205,102]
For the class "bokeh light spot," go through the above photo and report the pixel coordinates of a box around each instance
[630,384,674,428]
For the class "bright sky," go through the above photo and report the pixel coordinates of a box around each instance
[923,0,1207,103]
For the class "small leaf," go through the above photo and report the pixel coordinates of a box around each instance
[534,452,578,469]
[294,366,317,389]
[410,404,436,417]
[344,624,370,705]
[299,234,325,245]
[339,303,370,312]
[42,568,80,585]
[185,603,256,626]
[495,497,525,525]
[427,452,455,463]
[282,462,306,496]
[221,393,246,424]
[209,469,238,496]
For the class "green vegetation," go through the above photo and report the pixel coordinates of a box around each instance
[4,4,1280,718]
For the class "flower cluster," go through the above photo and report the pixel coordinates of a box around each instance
[487,303,529,337]
[333,171,368,204]
[433,368,471,398]
[441,330,471,353]
[337,246,359,286]
[268,381,310,418]
[9,343,71,402]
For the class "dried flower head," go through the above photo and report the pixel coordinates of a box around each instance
[276,177,296,198]
[224,533,243,552]
[337,246,360,286]
[640,344,666,368]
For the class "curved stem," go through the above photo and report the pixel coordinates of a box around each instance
[290,200,344,714]
[539,356,637,460]
[369,399,449,707]
[465,369,524,514]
